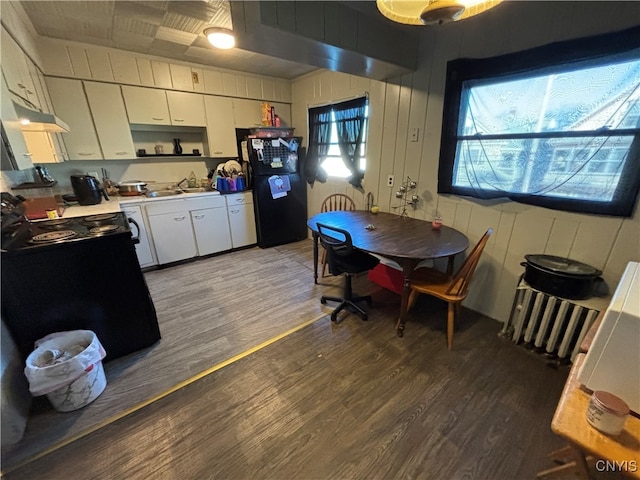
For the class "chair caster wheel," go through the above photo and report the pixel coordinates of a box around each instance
[366,298,372,306]
[362,314,368,321]
[321,297,327,304]
[331,313,338,322]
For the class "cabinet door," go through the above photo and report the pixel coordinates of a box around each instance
[232,98,263,128]
[1,28,38,107]
[191,207,232,255]
[1,78,32,170]
[147,211,197,264]
[204,96,237,157]
[45,77,103,160]
[166,91,206,126]
[121,205,156,267]
[84,81,136,159]
[121,85,170,125]
[23,132,59,163]
[227,202,257,248]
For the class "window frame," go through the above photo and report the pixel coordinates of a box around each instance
[438,26,640,217]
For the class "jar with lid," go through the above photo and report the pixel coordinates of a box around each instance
[586,390,629,436]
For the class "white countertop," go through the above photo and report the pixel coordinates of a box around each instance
[61,190,224,218]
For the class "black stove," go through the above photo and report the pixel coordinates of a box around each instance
[1,210,160,362]
[6,212,132,251]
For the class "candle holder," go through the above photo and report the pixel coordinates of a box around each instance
[392,176,419,218]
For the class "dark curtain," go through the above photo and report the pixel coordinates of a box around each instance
[304,104,332,186]
[334,97,367,190]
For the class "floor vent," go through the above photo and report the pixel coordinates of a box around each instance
[501,281,605,363]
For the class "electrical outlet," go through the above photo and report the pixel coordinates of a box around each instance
[410,128,419,142]
[387,175,394,187]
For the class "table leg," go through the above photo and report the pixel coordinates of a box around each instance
[312,231,319,284]
[395,259,418,337]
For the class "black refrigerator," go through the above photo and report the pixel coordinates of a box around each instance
[238,129,307,248]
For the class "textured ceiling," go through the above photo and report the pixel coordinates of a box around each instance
[18,0,318,79]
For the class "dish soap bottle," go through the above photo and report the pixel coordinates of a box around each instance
[188,171,198,188]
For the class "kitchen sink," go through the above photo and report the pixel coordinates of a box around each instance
[146,190,183,197]
[181,187,207,193]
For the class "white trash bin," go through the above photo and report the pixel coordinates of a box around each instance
[24,330,107,412]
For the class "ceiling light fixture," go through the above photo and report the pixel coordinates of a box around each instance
[204,27,235,49]
[376,0,503,26]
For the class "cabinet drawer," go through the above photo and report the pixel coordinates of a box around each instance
[146,199,188,216]
[225,191,253,206]
[185,195,226,210]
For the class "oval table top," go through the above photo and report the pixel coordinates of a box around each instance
[307,210,469,262]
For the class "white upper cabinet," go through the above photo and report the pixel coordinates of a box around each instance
[169,64,193,91]
[122,86,171,125]
[204,95,237,157]
[46,77,103,160]
[232,98,263,128]
[84,81,136,159]
[166,91,206,126]
[1,28,39,108]
[1,77,33,170]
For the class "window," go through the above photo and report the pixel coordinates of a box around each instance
[438,26,640,217]
[321,106,369,178]
[305,97,369,189]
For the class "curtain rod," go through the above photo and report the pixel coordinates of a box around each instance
[307,91,369,109]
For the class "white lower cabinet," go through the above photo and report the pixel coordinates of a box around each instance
[146,200,197,265]
[225,192,257,248]
[191,207,232,255]
[187,196,231,255]
[121,204,156,268]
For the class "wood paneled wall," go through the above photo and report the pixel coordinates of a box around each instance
[292,1,640,323]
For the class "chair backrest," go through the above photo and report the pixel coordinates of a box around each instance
[321,193,356,213]
[317,223,353,254]
[446,228,493,297]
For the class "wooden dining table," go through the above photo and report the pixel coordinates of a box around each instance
[307,210,469,336]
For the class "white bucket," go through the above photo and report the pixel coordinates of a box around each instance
[24,330,107,412]
[45,361,107,412]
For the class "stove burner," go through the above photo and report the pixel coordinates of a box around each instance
[89,225,120,235]
[40,218,72,229]
[30,230,78,243]
[84,213,117,223]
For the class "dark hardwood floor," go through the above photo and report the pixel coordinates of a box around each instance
[3,255,575,480]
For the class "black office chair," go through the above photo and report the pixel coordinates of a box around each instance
[317,222,380,322]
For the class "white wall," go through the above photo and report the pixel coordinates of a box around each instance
[293,1,640,322]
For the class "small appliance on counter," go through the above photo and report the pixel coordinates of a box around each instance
[70,175,109,206]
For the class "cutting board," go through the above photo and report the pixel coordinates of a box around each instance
[23,196,63,220]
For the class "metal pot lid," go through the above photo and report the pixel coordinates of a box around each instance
[118,181,147,186]
[524,254,602,277]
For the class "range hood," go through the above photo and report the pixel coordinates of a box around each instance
[12,100,69,133]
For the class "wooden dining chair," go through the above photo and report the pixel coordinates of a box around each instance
[408,228,493,350]
[319,193,357,277]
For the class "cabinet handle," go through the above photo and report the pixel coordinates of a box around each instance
[235,199,245,203]
[214,151,222,154]
[173,119,184,122]
[22,153,33,158]
[152,117,164,121]
[230,209,240,214]
[77,152,95,156]
[173,216,186,221]
[194,214,205,219]
[17,83,25,89]
[115,152,128,155]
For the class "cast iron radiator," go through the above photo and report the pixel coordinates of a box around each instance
[501,281,606,363]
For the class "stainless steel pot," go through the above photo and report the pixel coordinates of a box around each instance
[521,254,604,300]
[116,181,147,196]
